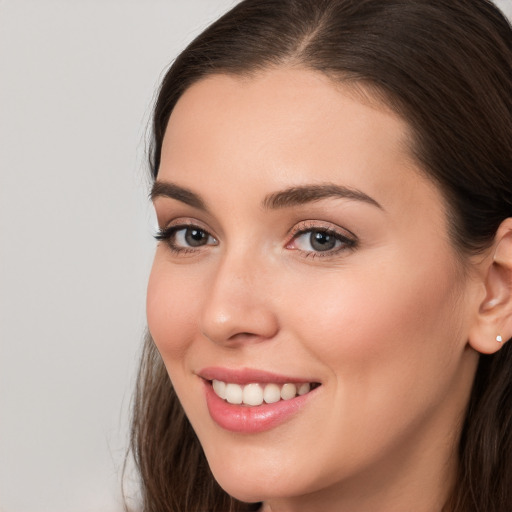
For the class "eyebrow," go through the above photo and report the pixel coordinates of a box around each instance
[150,181,207,210]
[150,181,383,211]
[262,184,383,210]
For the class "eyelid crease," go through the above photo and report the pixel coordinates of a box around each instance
[286,219,358,240]
[157,217,215,234]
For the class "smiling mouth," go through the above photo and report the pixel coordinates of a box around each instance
[210,380,321,407]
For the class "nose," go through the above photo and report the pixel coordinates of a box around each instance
[199,252,279,346]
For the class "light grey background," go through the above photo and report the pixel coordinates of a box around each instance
[0,1,239,511]
[1,1,510,511]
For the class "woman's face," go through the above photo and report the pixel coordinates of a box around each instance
[147,69,482,510]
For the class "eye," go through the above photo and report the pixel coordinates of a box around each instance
[295,230,340,252]
[155,224,218,253]
[287,224,356,257]
[175,227,212,247]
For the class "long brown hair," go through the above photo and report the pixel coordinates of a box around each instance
[130,1,512,511]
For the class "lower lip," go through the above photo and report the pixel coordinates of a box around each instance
[204,382,317,433]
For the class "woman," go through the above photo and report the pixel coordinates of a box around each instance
[130,1,512,511]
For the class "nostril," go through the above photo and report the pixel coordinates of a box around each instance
[227,332,260,341]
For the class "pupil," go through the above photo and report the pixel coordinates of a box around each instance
[310,231,336,251]
[185,228,207,246]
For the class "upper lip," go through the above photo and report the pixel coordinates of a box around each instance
[198,366,319,385]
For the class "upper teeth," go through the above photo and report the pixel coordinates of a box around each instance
[212,380,312,406]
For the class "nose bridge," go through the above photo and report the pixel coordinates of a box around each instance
[199,245,278,345]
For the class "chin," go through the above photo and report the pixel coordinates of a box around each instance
[204,448,321,505]
[213,475,286,505]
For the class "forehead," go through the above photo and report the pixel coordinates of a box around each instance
[165,68,411,155]
[161,68,439,214]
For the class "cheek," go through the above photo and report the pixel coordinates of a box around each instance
[146,255,202,361]
[275,254,467,466]
[285,250,464,391]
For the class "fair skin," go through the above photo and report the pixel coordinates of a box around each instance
[147,68,510,512]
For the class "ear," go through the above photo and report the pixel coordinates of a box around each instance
[468,218,512,354]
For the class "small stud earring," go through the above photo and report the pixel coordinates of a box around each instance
[496,335,503,343]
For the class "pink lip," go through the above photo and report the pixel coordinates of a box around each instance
[198,367,320,434]
[198,366,315,385]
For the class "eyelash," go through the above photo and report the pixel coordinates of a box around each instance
[154,223,218,255]
[154,221,357,258]
[286,221,357,258]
